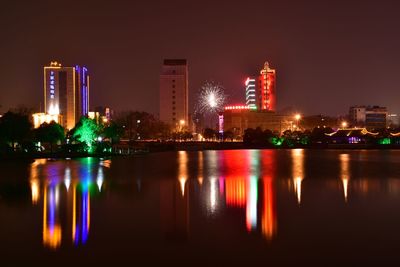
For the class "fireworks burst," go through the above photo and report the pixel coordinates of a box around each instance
[196,81,227,114]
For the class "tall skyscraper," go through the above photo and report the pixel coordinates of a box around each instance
[245,77,256,109]
[43,62,89,130]
[257,62,276,111]
[159,59,189,129]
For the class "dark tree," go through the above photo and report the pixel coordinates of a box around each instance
[34,121,65,152]
[103,121,124,144]
[203,128,217,140]
[0,111,32,150]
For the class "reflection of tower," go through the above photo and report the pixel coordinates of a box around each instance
[261,150,277,240]
[30,159,47,204]
[246,150,260,232]
[340,154,350,202]
[292,149,304,205]
[246,175,258,231]
[160,151,189,240]
[72,184,90,245]
[43,183,62,249]
[197,151,204,186]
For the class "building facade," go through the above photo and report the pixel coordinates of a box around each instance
[349,106,387,129]
[222,106,291,137]
[43,62,89,130]
[245,77,256,109]
[159,59,189,129]
[257,62,276,111]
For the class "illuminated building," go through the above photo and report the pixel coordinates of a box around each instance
[43,61,90,130]
[349,105,387,129]
[325,128,379,144]
[245,77,257,109]
[159,59,189,129]
[32,112,62,128]
[222,106,292,136]
[257,62,276,111]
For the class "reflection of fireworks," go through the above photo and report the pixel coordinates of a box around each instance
[196,82,227,114]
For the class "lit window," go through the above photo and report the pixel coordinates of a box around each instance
[50,95,54,99]
[50,85,54,89]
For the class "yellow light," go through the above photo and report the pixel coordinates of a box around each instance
[341,121,348,128]
[294,114,301,121]
[179,119,185,125]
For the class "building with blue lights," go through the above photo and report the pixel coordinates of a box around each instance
[42,62,90,130]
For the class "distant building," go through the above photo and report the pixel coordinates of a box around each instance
[159,59,189,129]
[245,77,257,109]
[388,114,399,127]
[222,105,291,137]
[257,62,276,111]
[301,115,339,130]
[349,106,387,129]
[42,61,89,130]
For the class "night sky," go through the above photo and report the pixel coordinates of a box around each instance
[1,0,400,116]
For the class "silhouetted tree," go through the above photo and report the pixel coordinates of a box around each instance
[203,128,217,140]
[34,121,65,152]
[0,111,32,150]
[103,121,124,144]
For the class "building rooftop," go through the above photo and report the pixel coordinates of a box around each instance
[163,59,187,66]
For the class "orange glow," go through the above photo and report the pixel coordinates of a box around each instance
[340,154,350,202]
[178,151,188,196]
[225,177,246,207]
[262,177,276,240]
[42,186,62,249]
[292,149,304,205]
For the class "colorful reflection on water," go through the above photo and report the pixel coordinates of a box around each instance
[28,158,109,249]
[13,149,400,264]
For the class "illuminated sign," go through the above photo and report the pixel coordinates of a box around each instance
[218,114,224,133]
[224,105,257,110]
[49,71,55,99]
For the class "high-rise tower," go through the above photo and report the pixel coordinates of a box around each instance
[257,62,276,111]
[159,59,189,128]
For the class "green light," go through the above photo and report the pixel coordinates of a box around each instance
[270,137,283,146]
[73,118,100,153]
[378,138,391,145]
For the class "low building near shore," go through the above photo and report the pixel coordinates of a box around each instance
[221,105,292,137]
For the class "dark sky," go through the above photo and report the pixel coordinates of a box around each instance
[1,0,400,116]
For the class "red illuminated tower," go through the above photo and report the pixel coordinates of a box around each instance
[258,62,276,111]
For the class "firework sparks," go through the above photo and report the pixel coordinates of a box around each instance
[196,82,227,114]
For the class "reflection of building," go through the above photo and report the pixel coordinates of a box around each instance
[29,159,105,249]
[292,149,304,204]
[42,184,62,249]
[160,151,189,240]
[340,154,350,202]
[159,59,189,128]
[349,106,388,129]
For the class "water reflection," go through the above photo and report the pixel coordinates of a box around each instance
[340,154,350,202]
[29,158,107,249]
[291,149,304,205]
[21,149,400,255]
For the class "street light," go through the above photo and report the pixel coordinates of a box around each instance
[341,121,348,128]
[294,113,301,131]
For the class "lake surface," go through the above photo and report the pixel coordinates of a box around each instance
[1,149,400,266]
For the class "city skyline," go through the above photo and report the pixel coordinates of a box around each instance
[1,0,400,116]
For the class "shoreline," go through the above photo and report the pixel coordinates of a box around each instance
[1,142,399,160]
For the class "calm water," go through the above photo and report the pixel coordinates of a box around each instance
[1,149,400,266]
